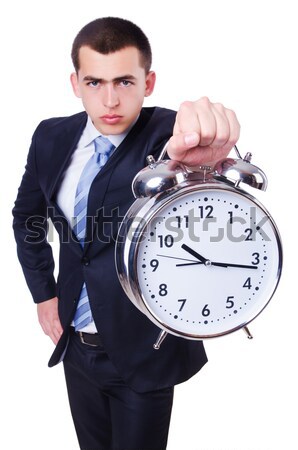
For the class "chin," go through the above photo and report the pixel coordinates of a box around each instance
[94,121,127,136]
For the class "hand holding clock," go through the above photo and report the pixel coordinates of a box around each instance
[166,97,241,169]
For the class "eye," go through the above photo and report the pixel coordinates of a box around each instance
[119,79,133,87]
[87,80,99,88]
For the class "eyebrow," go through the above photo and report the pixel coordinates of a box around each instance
[83,74,137,83]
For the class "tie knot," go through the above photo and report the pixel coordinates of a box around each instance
[94,136,115,156]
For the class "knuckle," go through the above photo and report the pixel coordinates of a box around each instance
[216,124,230,142]
[213,102,225,113]
[201,129,214,142]
[226,107,239,124]
[215,133,229,146]
[179,100,193,112]
[199,96,211,105]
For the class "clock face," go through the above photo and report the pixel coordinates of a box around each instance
[134,185,282,338]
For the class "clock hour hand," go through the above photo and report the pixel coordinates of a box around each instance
[181,244,210,265]
[176,261,203,267]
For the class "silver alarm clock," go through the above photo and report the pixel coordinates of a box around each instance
[115,146,282,348]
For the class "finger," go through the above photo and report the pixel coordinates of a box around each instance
[211,108,240,155]
[209,103,231,149]
[191,98,217,147]
[167,132,200,161]
[176,98,219,147]
[39,316,63,344]
[224,108,241,148]
[40,320,55,342]
[52,322,63,345]
[46,326,62,345]
[173,101,202,136]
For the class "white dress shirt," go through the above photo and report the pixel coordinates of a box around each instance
[56,116,128,226]
[56,116,131,333]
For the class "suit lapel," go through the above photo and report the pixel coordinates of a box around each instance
[45,113,87,254]
[48,112,88,202]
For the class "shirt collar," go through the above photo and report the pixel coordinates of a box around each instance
[80,115,138,149]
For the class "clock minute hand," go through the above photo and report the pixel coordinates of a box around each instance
[211,261,258,269]
[181,244,258,270]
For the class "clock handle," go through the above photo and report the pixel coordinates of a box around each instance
[153,330,168,349]
[243,326,253,339]
[157,142,169,161]
[157,143,242,163]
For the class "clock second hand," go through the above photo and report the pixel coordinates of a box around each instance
[156,253,203,265]
[181,244,258,270]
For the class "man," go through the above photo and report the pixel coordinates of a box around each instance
[13,17,240,450]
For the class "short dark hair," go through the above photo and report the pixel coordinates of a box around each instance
[71,17,152,73]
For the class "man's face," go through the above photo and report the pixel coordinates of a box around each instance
[71,46,156,135]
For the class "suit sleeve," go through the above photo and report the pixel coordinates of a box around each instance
[12,127,57,303]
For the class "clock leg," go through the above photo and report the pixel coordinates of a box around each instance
[243,326,253,339]
[153,330,168,349]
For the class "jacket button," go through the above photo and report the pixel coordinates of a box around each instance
[82,257,90,266]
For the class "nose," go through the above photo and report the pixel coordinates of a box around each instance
[103,84,120,109]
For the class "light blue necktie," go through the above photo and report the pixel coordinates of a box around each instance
[73,136,115,331]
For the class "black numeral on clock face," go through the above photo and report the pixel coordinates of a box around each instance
[226,296,235,309]
[177,299,187,311]
[244,228,253,241]
[198,205,213,218]
[252,252,260,265]
[159,284,168,296]
[150,259,159,271]
[175,216,189,228]
[243,277,252,289]
[158,235,174,248]
[202,304,211,317]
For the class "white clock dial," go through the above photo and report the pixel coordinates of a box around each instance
[135,186,281,338]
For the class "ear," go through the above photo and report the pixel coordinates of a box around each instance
[144,71,156,97]
[70,72,82,98]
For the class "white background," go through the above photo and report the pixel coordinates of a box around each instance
[1,0,297,449]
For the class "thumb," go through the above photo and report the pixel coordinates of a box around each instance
[167,132,200,160]
[183,132,200,148]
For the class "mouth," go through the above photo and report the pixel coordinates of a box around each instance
[100,114,123,125]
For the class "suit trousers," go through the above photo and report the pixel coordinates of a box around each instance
[63,331,174,450]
